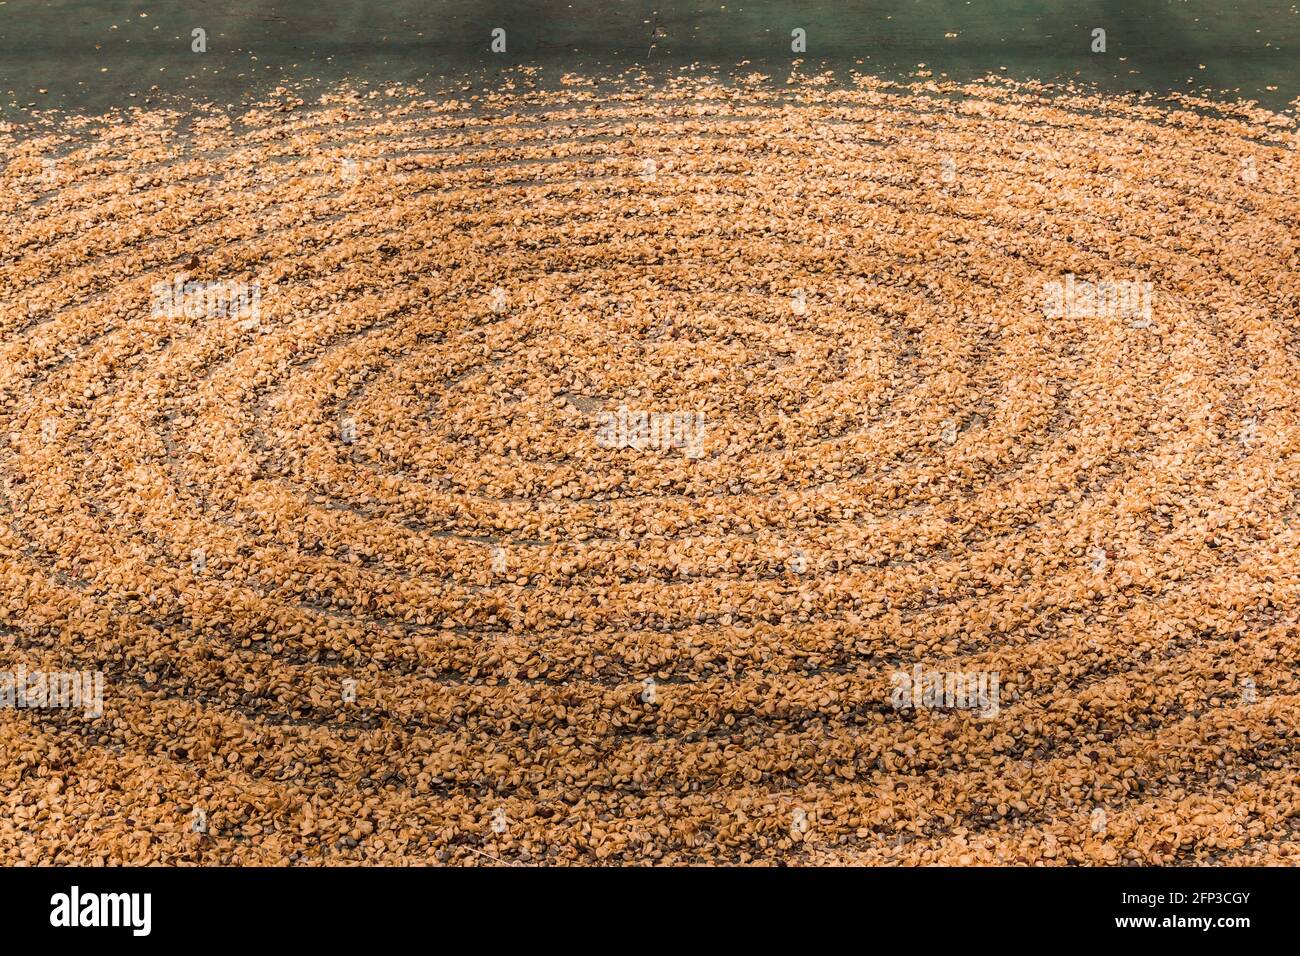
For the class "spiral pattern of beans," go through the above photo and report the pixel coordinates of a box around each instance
[0,74,1297,864]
